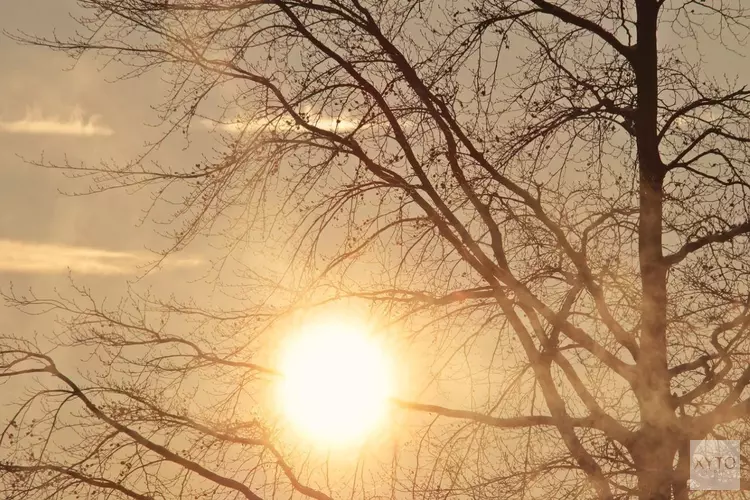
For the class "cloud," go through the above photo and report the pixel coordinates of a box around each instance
[0,240,200,275]
[200,104,366,135]
[201,116,360,134]
[0,108,114,136]
[200,108,420,136]
[672,107,722,131]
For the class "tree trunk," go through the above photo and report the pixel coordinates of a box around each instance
[633,2,677,499]
[631,428,677,500]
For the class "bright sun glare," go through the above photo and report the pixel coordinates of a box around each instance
[278,319,393,446]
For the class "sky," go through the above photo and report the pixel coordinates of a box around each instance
[0,3,493,455]
[1,0,745,292]
[1,0,747,383]
[4,3,750,498]
[0,5,425,487]
[2,2,144,251]
[0,2,241,355]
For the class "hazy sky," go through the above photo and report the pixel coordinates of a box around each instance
[2,0,745,281]
[0,1,222,339]
[5,5,750,499]
[2,0,749,341]
[2,2,157,257]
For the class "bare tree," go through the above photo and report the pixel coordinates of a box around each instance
[3,0,750,499]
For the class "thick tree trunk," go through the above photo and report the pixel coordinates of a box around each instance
[632,430,677,500]
[633,2,676,499]
[631,436,690,500]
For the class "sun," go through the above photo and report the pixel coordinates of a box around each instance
[277,318,393,446]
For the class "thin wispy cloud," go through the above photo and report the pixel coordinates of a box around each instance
[200,104,367,135]
[672,108,721,130]
[0,108,114,136]
[201,116,360,134]
[200,107,420,136]
[0,240,200,275]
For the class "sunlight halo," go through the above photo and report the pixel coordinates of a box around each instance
[277,318,393,446]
